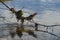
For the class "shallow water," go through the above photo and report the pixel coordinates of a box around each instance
[0,22,60,40]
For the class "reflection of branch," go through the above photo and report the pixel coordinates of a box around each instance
[0,16,5,18]
[16,27,60,38]
[32,30,60,38]
[0,7,8,10]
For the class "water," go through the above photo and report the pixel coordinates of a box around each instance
[0,22,60,40]
[0,0,60,40]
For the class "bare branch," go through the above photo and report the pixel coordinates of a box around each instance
[0,0,10,10]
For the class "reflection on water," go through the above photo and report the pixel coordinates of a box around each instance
[0,22,60,40]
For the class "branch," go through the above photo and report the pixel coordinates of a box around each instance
[27,20,60,27]
[0,0,10,10]
[38,23,60,27]
[32,30,60,38]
